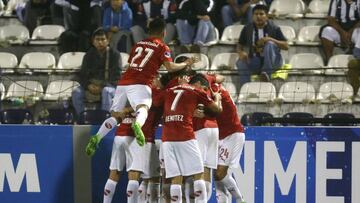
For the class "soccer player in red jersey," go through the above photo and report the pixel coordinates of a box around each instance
[192,72,225,201]
[137,79,164,203]
[156,74,223,203]
[212,83,246,203]
[86,18,197,156]
[102,107,147,203]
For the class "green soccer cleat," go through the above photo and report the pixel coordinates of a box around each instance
[131,121,145,146]
[85,134,102,156]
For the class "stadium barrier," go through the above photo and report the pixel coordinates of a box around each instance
[0,125,359,203]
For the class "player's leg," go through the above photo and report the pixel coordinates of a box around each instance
[142,142,161,203]
[162,171,172,203]
[86,86,128,156]
[127,84,152,146]
[127,170,142,203]
[205,127,219,201]
[170,176,183,203]
[104,170,121,203]
[215,133,246,203]
[104,136,126,203]
[138,179,148,203]
[184,176,195,203]
[147,177,161,203]
[176,140,206,203]
[193,172,207,203]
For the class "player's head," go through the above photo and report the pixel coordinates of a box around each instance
[148,18,166,38]
[92,27,109,52]
[252,4,268,27]
[189,73,209,90]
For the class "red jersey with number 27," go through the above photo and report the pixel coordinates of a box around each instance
[118,37,173,86]
[157,84,214,142]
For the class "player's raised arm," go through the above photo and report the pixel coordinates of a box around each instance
[163,56,198,72]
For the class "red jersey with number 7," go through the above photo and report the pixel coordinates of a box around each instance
[156,84,214,142]
[118,37,173,86]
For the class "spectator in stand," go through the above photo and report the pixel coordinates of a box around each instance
[235,4,288,86]
[72,28,121,116]
[131,0,177,44]
[20,0,52,33]
[347,27,360,97]
[53,0,101,32]
[175,0,217,49]
[103,0,133,53]
[221,0,269,27]
[320,0,360,64]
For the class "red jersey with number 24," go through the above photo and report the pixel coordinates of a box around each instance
[157,84,214,142]
[118,37,172,86]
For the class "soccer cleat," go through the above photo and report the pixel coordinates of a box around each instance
[131,121,145,146]
[85,134,102,156]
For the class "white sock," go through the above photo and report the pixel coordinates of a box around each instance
[162,183,171,202]
[97,117,118,139]
[220,174,243,200]
[215,181,228,203]
[193,180,207,203]
[170,184,182,203]
[103,179,117,203]
[127,180,139,203]
[135,107,148,126]
[184,177,194,203]
[138,181,148,203]
[147,182,160,203]
[205,181,212,201]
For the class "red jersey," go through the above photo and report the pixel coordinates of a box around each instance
[141,87,163,143]
[193,73,218,131]
[115,114,135,137]
[215,85,244,140]
[158,84,214,142]
[118,37,172,86]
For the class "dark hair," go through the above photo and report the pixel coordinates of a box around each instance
[148,18,166,35]
[252,4,269,14]
[92,27,107,39]
[189,73,209,87]
[159,68,197,87]
[174,56,189,63]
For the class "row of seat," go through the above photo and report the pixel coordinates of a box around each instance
[0,80,355,104]
[0,108,111,125]
[0,51,130,73]
[1,107,355,126]
[221,24,323,45]
[241,112,356,126]
[0,50,353,74]
[0,24,65,45]
[269,0,330,18]
[238,81,354,104]
[0,80,79,101]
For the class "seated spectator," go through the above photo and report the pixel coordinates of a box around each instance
[131,0,177,44]
[175,0,217,48]
[320,0,360,64]
[221,0,269,27]
[103,0,133,52]
[72,28,121,116]
[235,4,288,86]
[21,0,52,33]
[347,27,360,96]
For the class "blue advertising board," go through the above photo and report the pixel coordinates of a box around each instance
[0,125,74,203]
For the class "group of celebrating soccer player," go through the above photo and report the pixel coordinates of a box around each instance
[85,18,246,203]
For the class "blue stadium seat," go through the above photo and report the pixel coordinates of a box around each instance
[40,109,74,125]
[0,109,33,124]
[77,110,111,125]
[241,112,274,126]
[323,113,356,126]
[282,112,314,126]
